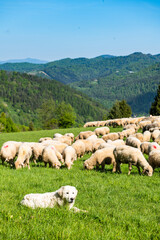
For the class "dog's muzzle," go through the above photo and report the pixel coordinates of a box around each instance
[69,198,74,203]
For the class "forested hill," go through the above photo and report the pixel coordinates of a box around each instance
[71,62,160,115]
[0,52,160,115]
[0,70,106,127]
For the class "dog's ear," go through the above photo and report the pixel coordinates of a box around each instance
[57,186,64,197]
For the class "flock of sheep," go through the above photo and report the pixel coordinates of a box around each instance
[1,116,160,176]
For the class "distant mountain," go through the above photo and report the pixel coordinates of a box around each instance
[0,58,48,64]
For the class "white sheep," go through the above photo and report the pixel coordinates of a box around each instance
[113,145,153,176]
[126,136,141,150]
[148,142,160,153]
[102,133,119,141]
[15,143,32,169]
[140,142,150,155]
[106,139,125,146]
[0,141,22,165]
[94,127,110,136]
[38,137,52,143]
[64,133,74,142]
[42,145,61,169]
[148,150,160,171]
[62,146,77,169]
[143,131,151,142]
[151,130,160,141]
[92,139,106,152]
[84,146,116,172]
[75,131,95,140]
[72,140,85,158]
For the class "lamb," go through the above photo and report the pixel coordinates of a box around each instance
[126,137,141,150]
[72,140,85,158]
[113,145,153,176]
[102,133,119,141]
[15,143,32,169]
[62,146,77,169]
[148,150,160,171]
[42,145,61,169]
[84,146,116,172]
[0,141,22,165]
[94,127,110,136]
[75,131,95,140]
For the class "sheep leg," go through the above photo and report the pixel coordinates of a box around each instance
[137,165,141,175]
[128,163,132,175]
[112,162,116,173]
[101,161,105,171]
[116,162,121,173]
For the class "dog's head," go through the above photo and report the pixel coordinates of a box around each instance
[57,185,78,203]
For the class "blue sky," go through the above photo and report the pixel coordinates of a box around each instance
[0,0,160,61]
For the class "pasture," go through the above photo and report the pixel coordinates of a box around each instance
[0,127,160,240]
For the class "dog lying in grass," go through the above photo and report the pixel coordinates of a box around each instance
[21,185,87,212]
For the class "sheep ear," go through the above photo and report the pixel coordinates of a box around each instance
[57,186,64,197]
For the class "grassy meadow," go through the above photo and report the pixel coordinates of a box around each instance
[0,127,160,240]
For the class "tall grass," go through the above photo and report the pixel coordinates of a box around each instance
[0,127,160,240]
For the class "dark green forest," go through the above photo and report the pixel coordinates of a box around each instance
[0,52,160,115]
[0,70,106,129]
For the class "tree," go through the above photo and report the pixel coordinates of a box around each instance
[107,100,132,119]
[37,99,57,129]
[150,84,160,115]
[56,101,76,128]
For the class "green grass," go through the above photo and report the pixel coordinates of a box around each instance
[0,127,160,240]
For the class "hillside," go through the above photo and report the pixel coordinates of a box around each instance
[0,70,106,127]
[0,52,160,114]
[71,62,160,114]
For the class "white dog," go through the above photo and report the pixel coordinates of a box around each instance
[21,185,86,212]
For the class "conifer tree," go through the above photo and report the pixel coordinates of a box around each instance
[150,84,160,115]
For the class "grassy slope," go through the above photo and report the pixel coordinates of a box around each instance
[0,127,160,240]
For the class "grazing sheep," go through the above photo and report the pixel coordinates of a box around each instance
[38,137,52,143]
[126,137,141,150]
[155,135,160,144]
[94,127,110,136]
[53,133,63,138]
[72,140,85,158]
[42,145,61,169]
[28,142,45,164]
[143,131,151,142]
[140,142,151,155]
[84,146,116,172]
[64,133,75,142]
[62,146,77,169]
[148,142,160,153]
[133,133,144,142]
[98,142,115,150]
[148,150,160,171]
[102,133,119,141]
[106,139,125,146]
[80,140,93,153]
[86,135,98,143]
[15,143,32,169]
[0,141,22,165]
[41,140,68,154]
[53,136,72,146]
[92,139,106,152]
[151,130,160,141]
[75,131,95,140]
[113,145,153,176]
